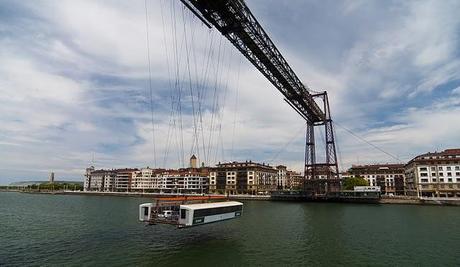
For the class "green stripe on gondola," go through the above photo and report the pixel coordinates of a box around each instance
[193,217,205,225]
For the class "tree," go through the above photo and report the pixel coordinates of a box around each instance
[343,176,369,190]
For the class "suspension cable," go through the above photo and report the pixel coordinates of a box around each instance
[230,57,241,161]
[333,121,401,162]
[144,0,157,168]
[267,123,306,164]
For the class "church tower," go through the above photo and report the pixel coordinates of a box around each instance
[190,155,197,168]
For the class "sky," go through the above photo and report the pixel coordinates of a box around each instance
[1,0,460,184]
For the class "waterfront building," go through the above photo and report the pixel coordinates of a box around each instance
[84,167,117,192]
[276,165,287,189]
[339,172,352,180]
[88,170,106,191]
[84,158,302,195]
[347,164,405,195]
[84,166,95,191]
[286,170,303,190]
[128,167,210,193]
[405,149,460,197]
[102,171,117,192]
[209,161,278,195]
[85,166,210,193]
[130,167,171,191]
[114,168,138,192]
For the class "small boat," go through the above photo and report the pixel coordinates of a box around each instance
[139,196,243,228]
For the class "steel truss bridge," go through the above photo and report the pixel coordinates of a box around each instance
[180,0,340,195]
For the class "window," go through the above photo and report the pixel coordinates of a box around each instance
[421,179,428,183]
[432,179,437,182]
[456,172,460,176]
[447,166,451,171]
[448,178,453,182]
[144,207,149,216]
[420,173,428,177]
[455,166,459,171]
[438,166,443,170]
[180,209,186,219]
[439,179,444,182]
[439,173,444,177]
[431,173,436,177]
[447,172,452,176]
[193,205,243,217]
[420,167,428,171]
[431,167,436,171]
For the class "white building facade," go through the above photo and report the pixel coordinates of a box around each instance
[209,161,278,195]
[405,149,460,197]
[85,167,209,193]
[276,165,287,189]
[348,164,405,195]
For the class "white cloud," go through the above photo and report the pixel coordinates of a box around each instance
[1,0,460,183]
[452,86,460,95]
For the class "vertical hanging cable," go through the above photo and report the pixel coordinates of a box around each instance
[215,44,233,163]
[197,32,215,166]
[182,8,199,161]
[206,36,223,165]
[170,1,185,168]
[144,0,157,168]
[230,57,241,161]
[160,0,174,168]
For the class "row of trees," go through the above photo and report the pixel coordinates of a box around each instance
[342,176,369,190]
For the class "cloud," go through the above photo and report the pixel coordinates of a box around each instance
[452,86,460,95]
[1,0,460,184]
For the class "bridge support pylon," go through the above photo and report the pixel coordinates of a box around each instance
[304,92,340,196]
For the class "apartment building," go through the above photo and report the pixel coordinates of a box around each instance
[276,165,287,189]
[114,168,138,192]
[84,166,116,192]
[209,161,278,195]
[84,159,211,194]
[348,164,405,195]
[286,170,304,190]
[405,149,460,197]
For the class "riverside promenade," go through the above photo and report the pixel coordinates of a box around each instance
[16,190,460,206]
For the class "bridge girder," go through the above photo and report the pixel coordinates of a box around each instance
[180,0,340,193]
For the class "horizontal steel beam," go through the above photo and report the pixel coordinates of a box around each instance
[181,0,325,122]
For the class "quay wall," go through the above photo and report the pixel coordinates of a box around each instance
[10,190,460,205]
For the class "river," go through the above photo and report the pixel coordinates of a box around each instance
[0,192,459,266]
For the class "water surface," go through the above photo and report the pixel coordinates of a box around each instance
[1,192,459,266]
